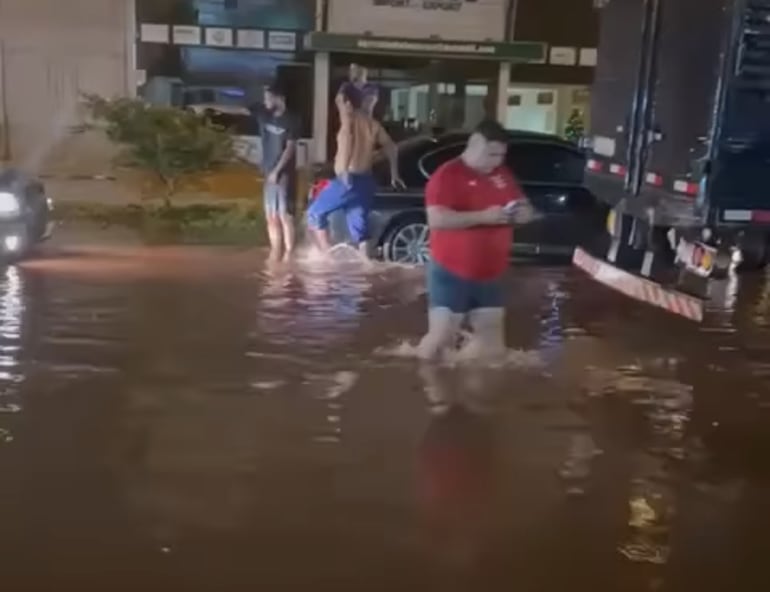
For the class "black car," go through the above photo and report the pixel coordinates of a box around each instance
[0,169,53,259]
[323,130,607,264]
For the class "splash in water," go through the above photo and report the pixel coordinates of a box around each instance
[377,333,544,369]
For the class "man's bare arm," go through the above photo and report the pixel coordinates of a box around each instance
[377,126,402,184]
[426,205,501,229]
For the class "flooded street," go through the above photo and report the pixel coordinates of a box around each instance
[1,235,769,591]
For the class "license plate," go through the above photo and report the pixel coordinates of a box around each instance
[675,239,716,277]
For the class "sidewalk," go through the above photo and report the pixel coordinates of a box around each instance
[43,172,309,208]
[43,177,263,208]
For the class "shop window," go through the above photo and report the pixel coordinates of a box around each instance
[136,0,313,137]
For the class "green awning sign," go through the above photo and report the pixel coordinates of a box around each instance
[304,32,546,62]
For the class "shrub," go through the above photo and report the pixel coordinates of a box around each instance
[78,95,235,204]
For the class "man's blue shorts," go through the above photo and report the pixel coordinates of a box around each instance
[427,259,505,314]
[306,173,375,243]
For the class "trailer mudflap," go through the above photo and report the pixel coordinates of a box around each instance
[573,246,704,322]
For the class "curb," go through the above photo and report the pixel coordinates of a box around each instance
[572,247,704,322]
[39,174,117,181]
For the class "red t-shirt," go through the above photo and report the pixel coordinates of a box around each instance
[426,158,522,281]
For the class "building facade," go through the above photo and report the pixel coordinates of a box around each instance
[308,0,599,159]
[0,0,599,173]
[0,0,134,174]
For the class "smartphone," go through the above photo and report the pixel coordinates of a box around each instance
[503,200,521,214]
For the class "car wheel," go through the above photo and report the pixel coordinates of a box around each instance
[383,218,430,265]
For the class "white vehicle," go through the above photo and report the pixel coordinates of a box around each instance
[186,104,262,166]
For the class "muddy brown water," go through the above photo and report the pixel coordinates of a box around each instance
[0,238,769,591]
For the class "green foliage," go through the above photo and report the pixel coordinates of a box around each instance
[53,201,266,246]
[564,108,586,144]
[79,95,235,201]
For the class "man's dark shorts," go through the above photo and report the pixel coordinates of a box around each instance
[427,259,504,314]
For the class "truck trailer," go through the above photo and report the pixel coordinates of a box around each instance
[576,0,770,320]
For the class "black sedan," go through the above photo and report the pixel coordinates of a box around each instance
[323,130,607,264]
[0,169,53,260]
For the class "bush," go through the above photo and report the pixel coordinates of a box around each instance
[78,95,235,203]
[53,201,266,246]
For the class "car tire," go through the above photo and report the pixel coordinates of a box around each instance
[382,215,430,265]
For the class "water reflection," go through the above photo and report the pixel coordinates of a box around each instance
[417,365,501,570]
[0,266,24,430]
[252,259,373,350]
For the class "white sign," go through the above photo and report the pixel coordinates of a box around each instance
[549,46,577,66]
[327,0,507,42]
[267,31,297,51]
[237,29,266,49]
[140,23,169,44]
[579,48,598,67]
[205,27,234,47]
[172,25,202,45]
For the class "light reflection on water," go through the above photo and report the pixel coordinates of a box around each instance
[0,266,23,428]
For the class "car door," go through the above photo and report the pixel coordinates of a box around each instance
[506,141,597,252]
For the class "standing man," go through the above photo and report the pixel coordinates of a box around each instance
[417,120,536,360]
[307,85,403,258]
[255,82,298,262]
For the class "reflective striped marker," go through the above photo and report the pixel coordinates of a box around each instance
[673,180,698,196]
[572,247,704,322]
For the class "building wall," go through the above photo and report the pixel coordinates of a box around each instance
[326,0,508,42]
[0,0,132,174]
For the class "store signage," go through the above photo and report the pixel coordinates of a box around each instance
[579,48,598,67]
[172,25,202,46]
[267,31,297,51]
[304,32,545,61]
[327,0,507,42]
[237,29,266,49]
[140,24,169,44]
[205,27,233,47]
[549,46,577,66]
[373,0,464,8]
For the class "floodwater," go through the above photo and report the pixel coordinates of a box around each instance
[1,233,770,591]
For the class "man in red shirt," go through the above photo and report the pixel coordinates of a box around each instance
[417,120,535,360]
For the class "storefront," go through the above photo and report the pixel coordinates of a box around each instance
[307,0,596,161]
[135,0,317,165]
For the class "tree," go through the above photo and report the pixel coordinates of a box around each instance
[78,95,235,205]
[564,108,586,144]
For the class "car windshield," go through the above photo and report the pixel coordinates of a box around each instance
[206,112,259,136]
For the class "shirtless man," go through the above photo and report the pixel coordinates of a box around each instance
[306,85,403,257]
[417,119,536,360]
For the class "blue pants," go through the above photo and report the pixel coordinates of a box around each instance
[427,260,505,314]
[306,173,376,243]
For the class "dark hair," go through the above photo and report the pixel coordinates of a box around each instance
[474,119,509,144]
[265,81,286,99]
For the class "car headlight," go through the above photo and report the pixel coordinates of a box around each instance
[0,192,21,216]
